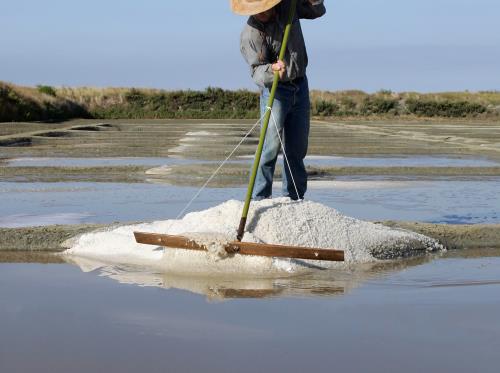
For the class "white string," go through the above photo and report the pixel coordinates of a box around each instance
[268,107,301,203]
[268,107,317,247]
[176,108,269,219]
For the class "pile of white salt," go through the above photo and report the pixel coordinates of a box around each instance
[64,198,443,275]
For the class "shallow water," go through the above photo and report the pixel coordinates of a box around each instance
[1,177,499,227]
[1,250,499,373]
[260,154,500,167]
[5,154,499,168]
[3,156,247,167]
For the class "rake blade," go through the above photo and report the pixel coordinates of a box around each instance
[134,232,344,262]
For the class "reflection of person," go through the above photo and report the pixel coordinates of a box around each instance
[231,0,326,200]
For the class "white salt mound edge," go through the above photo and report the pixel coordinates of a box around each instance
[64,198,444,276]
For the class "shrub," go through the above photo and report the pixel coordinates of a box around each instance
[313,99,339,116]
[406,99,487,117]
[36,85,57,97]
[377,89,393,95]
[361,96,399,115]
[339,96,357,114]
[124,88,146,104]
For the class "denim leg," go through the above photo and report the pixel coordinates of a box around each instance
[253,89,290,200]
[282,77,310,200]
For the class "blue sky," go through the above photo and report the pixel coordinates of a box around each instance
[1,0,499,92]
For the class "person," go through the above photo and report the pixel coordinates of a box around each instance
[231,0,326,200]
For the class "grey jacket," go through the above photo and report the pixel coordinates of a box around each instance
[240,0,326,88]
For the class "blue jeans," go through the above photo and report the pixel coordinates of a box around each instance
[253,76,310,200]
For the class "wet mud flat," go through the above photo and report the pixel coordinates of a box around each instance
[1,118,499,187]
[1,118,499,186]
[1,118,500,159]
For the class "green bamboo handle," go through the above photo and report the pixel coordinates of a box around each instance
[237,0,298,241]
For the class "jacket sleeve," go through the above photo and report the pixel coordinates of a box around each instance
[240,27,275,88]
[297,0,326,19]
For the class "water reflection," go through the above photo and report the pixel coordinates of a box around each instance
[63,254,433,300]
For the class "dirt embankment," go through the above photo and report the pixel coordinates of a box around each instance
[380,222,500,250]
[1,166,149,183]
[2,81,500,122]
[0,224,107,251]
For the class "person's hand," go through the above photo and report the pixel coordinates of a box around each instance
[272,60,286,80]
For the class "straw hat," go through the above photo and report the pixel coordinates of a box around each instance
[230,0,282,16]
